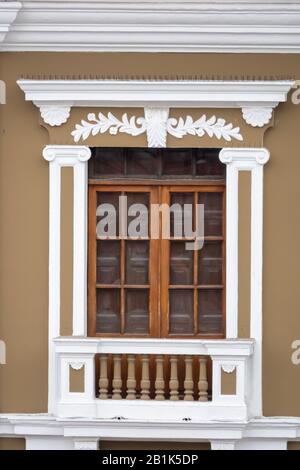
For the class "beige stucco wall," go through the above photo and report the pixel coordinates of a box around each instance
[0,53,300,417]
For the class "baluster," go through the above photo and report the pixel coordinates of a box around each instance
[184,356,194,401]
[126,355,136,400]
[155,355,165,400]
[140,355,150,400]
[198,357,208,402]
[98,355,108,399]
[169,356,179,401]
[112,355,122,399]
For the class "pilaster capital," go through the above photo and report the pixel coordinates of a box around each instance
[219,148,270,167]
[43,145,91,163]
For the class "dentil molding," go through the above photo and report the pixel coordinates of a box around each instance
[17,79,294,140]
[3,2,300,53]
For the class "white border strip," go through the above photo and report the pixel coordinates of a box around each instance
[3,2,300,53]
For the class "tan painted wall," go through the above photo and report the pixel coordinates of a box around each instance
[0,438,25,450]
[0,53,300,418]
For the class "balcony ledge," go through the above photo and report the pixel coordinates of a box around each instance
[53,336,255,357]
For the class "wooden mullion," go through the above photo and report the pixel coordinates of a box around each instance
[193,191,198,335]
[169,285,195,289]
[197,285,224,289]
[149,187,160,337]
[87,186,97,337]
[120,190,126,335]
[120,240,125,334]
[160,186,170,338]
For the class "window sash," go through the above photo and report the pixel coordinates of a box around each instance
[88,184,225,338]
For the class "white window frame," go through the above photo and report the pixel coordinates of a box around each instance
[18,79,293,417]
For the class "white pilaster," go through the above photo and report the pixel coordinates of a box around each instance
[210,440,236,450]
[74,439,99,450]
[72,152,91,336]
[219,148,270,417]
[43,145,91,414]
[26,436,74,450]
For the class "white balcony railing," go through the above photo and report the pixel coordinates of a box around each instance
[54,337,254,422]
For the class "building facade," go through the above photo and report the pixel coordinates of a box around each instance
[1,1,300,451]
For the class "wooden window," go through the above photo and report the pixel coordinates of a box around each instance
[88,148,225,338]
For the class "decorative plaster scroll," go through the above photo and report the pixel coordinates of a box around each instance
[71,111,146,142]
[71,109,243,148]
[242,107,273,128]
[40,105,71,126]
[70,362,84,371]
[167,115,243,142]
[221,364,236,374]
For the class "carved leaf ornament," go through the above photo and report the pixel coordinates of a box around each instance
[71,110,243,147]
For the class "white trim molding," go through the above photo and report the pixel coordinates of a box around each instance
[42,145,91,414]
[17,79,294,144]
[1,414,300,450]
[16,77,291,430]
[0,2,21,44]
[3,2,300,53]
[54,337,254,422]
[219,147,270,418]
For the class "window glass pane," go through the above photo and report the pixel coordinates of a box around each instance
[198,289,223,334]
[126,241,149,284]
[195,149,225,179]
[198,192,223,236]
[170,241,193,285]
[96,192,120,237]
[162,148,193,176]
[96,289,120,333]
[97,241,120,284]
[90,148,124,177]
[169,290,194,334]
[126,193,149,237]
[170,192,194,237]
[126,149,160,177]
[125,289,149,334]
[199,241,223,285]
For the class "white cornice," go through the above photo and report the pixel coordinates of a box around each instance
[1,414,300,443]
[2,2,300,53]
[0,2,21,43]
[17,79,294,135]
[17,79,294,109]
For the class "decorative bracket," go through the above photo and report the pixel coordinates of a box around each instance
[70,362,84,371]
[221,364,236,374]
[242,107,273,128]
[38,104,72,126]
